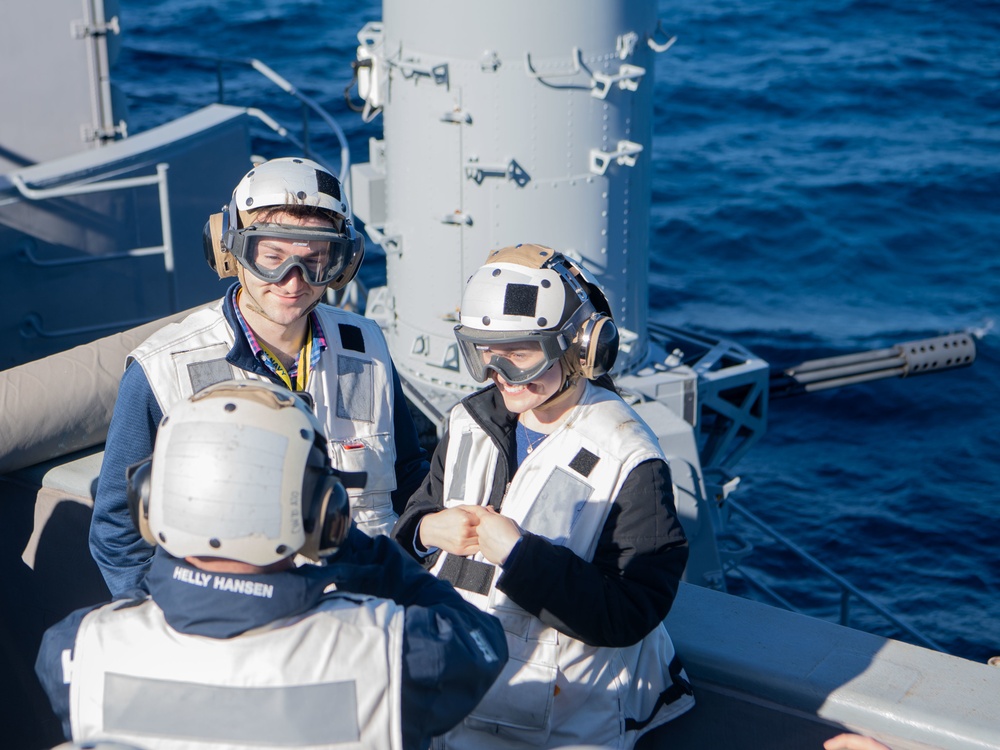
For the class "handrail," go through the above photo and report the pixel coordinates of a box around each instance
[725,498,946,653]
[12,163,177,312]
[122,46,350,184]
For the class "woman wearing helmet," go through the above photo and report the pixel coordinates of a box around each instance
[393,244,694,749]
[91,157,429,598]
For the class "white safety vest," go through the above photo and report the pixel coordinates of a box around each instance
[65,594,405,750]
[128,300,399,535]
[432,382,695,750]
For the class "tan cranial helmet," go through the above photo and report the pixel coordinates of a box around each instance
[126,380,350,565]
[455,243,619,385]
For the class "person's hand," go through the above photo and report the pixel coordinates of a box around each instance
[824,734,892,750]
[418,506,482,556]
[466,506,522,565]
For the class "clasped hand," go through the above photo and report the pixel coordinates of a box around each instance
[418,505,522,565]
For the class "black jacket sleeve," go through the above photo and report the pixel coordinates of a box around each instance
[496,458,688,648]
[388,366,431,516]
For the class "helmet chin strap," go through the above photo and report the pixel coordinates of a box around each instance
[531,358,585,414]
[236,267,324,324]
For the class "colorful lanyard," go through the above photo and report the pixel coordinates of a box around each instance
[258,330,312,392]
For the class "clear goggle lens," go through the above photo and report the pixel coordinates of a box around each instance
[231,224,358,287]
[455,330,567,385]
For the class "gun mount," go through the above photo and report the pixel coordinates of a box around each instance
[770,333,977,399]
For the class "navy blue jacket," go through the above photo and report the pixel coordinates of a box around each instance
[37,529,507,750]
[90,283,429,597]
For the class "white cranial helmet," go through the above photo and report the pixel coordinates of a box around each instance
[455,244,619,384]
[133,380,349,565]
[203,157,365,290]
[230,157,350,221]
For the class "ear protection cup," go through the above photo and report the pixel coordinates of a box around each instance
[299,472,351,561]
[125,459,157,546]
[202,210,239,279]
[298,441,352,561]
[577,313,619,380]
[316,478,351,556]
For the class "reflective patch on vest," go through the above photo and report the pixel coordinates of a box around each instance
[520,467,593,545]
[568,448,599,477]
[448,432,474,501]
[338,323,366,353]
[103,673,359,745]
[440,555,495,596]
[336,355,374,422]
[187,358,233,394]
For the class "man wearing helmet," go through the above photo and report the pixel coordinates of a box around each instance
[393,244,694,749]
[91,157,429,597]
[37,381,506,750]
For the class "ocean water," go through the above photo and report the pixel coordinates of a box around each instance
[115,0,1000,661]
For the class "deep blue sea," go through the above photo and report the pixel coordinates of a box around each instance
[115,0,999,662]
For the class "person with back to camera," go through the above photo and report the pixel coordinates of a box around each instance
[90,156,429,598]
[392,244,695,749]
[37,380,507,750]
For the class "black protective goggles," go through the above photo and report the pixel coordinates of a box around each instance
[227,223,362,287]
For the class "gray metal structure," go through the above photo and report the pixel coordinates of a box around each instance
[352,0,663,402]
[0,1,994,749]
[0,0,249,369]
[345,0,977,599]
[0,0,126,171]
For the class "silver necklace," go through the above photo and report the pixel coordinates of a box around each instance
[520,420,547,454]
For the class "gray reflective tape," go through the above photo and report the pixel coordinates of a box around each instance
[336,355,374,422]
[103,673,359,745]
[187,358,234,394]
[448,432,473,501]
[520,467,592,544]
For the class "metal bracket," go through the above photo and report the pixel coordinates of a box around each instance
[616,32,640,60]
[648,20,678,53]
[441,109,472,125]
[82,120,128,143]
[70,16,120,39]
[525,47,645,98]
[393,59,449,86]
[440,212,473,226]
[364,224,402,255]
[464,157,530,186]
[590,63,646,99]
[589,140,644,175]
[480,50,502,72]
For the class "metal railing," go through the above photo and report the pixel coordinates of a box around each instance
[123,47,350,184]
[723,498,946,652]
[11,50,350,342]
[12,163,179,337]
